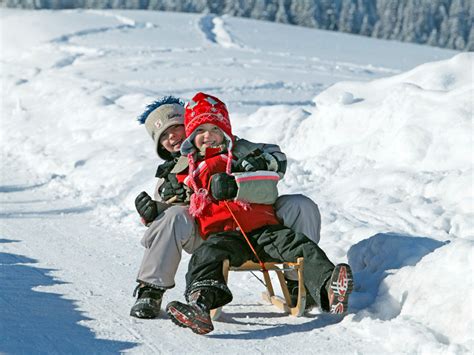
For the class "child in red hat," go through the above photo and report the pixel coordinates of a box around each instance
[166,92,353,335]
[179,92,281,237]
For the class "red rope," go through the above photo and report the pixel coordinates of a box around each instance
[223,200,267,273]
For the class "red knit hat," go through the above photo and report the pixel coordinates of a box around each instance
[181,92,235,217]
[180,92,233,155]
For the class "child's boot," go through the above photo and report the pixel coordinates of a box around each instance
[166,289,214,335]
[326,263,353,315]
[130,284,165,319]
[285,278,316,310]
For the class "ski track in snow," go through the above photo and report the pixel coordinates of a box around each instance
[46,10,159,71]
[50,24,135,44]
[196,14,396,81]
[50,10,157,44]
[198,14,244,49]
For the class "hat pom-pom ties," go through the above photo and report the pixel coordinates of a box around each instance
[189,188,212,217]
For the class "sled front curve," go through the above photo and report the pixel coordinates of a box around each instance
[210,257,305,320]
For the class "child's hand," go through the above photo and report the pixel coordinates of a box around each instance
[135,191,158,224]
[210,173,237,201]
[236,152,279,172]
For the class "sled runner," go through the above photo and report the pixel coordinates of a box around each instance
[210,257,306,320]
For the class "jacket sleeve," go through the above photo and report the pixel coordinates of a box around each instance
[232,171,279,205]
[233,137,287,178]
[230,138,285,204]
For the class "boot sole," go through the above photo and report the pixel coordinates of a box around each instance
[328,263,353,315]
[130,309,159,319]
[166,302,214,335]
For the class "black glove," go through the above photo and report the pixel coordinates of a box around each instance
[159,174,187,202]
[210,173,238,201]
[135,191,158,224]
[236,152,279,172]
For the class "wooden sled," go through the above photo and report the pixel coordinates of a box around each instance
[210,257,306,320]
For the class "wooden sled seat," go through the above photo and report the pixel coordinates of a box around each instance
[210,257,306,320]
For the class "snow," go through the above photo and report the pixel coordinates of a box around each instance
[1,8,472,354]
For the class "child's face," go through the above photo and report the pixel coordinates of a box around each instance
[159,124,186,153]
[193,123,224,151]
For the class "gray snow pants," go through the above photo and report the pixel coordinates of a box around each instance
[136,194,321,289]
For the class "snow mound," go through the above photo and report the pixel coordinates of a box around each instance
[242,53,472,169]
[239,53,473,240]
[310,53,472,172]
[372,238,474,350]
[347,234,472,353]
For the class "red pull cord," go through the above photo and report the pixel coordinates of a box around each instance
[223,200,268,273]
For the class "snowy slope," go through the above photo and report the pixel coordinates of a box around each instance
[1,9,472,354]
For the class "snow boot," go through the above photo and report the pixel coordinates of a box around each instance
[166,289,214,335]
[130,284,165,319]
[326,263,353,315]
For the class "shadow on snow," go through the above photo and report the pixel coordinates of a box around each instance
[347,232,447,315]
[209,311,341,340]
[0,206,94,218]
[0,239,136,354]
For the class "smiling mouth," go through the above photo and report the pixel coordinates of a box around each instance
[171,140,182,148]
[204,142,221,148]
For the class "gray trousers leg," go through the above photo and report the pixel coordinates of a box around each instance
[275,194,321,244]
[136,205,202,289]
[275,194,322,280]
[136,194,322,288]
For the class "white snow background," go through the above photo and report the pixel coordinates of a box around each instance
[1,9,473,355]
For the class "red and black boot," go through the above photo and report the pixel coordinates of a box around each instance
[327,263,353,315]
[166,290,214,335]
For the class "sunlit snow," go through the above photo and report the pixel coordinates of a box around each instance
[1,9,472,354]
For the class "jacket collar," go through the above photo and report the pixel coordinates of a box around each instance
[170,155,189,174]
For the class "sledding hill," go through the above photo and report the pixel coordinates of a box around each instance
[1,9,472,354]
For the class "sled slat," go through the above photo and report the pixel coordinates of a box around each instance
[210,257,305,320]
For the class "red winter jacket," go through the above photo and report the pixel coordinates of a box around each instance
[177,149,279,239]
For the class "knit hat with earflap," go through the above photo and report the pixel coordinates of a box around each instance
[180,92,233,157]
[137,96,185,160]
[181,92,234,217]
